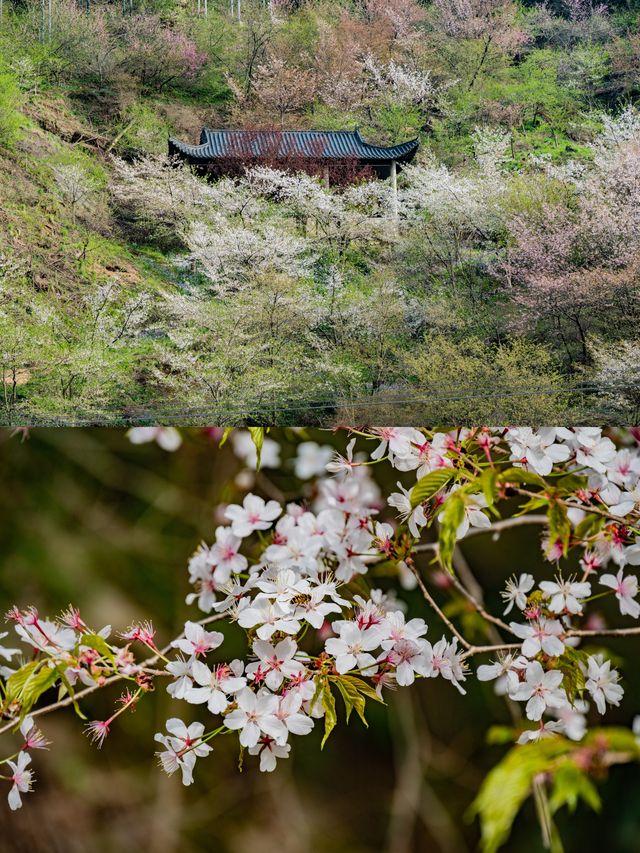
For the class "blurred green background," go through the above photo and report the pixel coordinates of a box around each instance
[0,428,639,853]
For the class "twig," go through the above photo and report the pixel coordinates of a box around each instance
[567,626,640,638]
[0,612,226,736]
[449,575,515,636]
[413,514,549,553]
[460,643,522,661]
[408,564,471,650]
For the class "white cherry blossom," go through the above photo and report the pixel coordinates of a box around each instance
[422,637,467,694]
[155,719,212,785]
[246,638,305,690]
[210,527,248,580]
[127,427,182,452]
[513,661,567,721]
[510,619,565,658]
[186,661,247,713]
[171,621,224,657]
[325,623,383,674]
[224,494,282,537]
[7,752,33,810]
[585,656,624,714]
[388,483,427,538]
[500,574,534,614]
[224,688,287,748]
[539,576,591,614]
[248,737,291,772]
[505,428,570,477]
[294,442,335,479]
[599,569,640,618]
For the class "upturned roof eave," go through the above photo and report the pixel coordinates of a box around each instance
[168,131,420,163]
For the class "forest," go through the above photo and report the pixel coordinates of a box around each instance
[1,0,640,424]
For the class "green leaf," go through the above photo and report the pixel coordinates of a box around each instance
[331,675,368,726]
[574,513,604,541]
[514,497,549,516]
[309,675,325,716]
[248,427,264,470]
[497,467,547,489]
[410,468,455,509]
[547,498,571,557]
[321,684,337,749]
[218,427,233,448]
[549,763,601,815]
[7,661,59,716]
[333,678,355,723]
[480,468,500,508]
[557,646,588,705]
[554,473,588,495]
[5,661,41,703]
[438,490,466,573]
[469,739,574,853]
[81,633,115,660]
[58,673,87,720]
[340,674,386,704]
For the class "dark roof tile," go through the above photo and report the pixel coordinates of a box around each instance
[168,129,419,164]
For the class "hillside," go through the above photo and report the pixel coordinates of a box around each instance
[1,0,640,424]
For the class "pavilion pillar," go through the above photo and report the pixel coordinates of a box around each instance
[390,159,399,227]
[323,165,330,187]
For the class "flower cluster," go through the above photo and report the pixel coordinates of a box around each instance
[2,426,640,826]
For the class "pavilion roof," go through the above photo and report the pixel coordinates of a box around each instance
[168,128,419,164]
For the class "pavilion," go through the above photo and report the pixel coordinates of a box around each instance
[168,128,419,183]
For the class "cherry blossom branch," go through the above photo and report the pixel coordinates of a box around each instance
[513,488,640,528]
[0,612,226,737]
[566,626,640,638]
[459,643,522,661]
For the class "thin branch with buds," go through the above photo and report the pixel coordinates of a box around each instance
[0,612,227,737]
